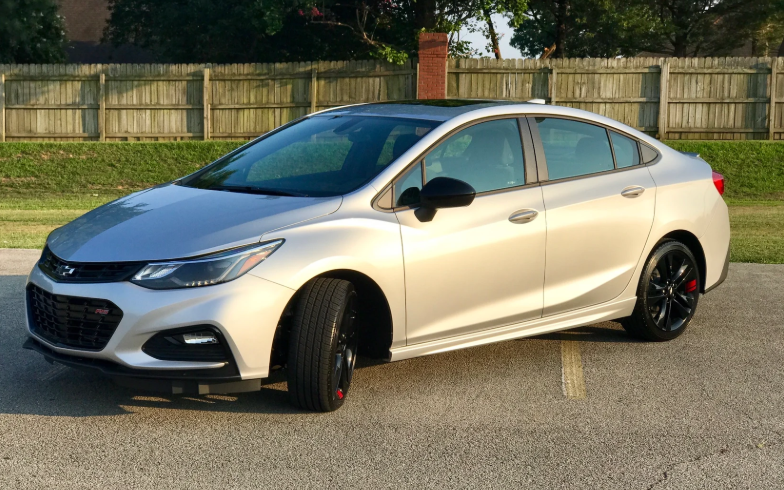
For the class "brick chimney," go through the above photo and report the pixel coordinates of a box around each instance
[417,33,448,99]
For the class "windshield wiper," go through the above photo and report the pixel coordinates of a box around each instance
[208,185,306,197]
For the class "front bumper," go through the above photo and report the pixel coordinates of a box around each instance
[23,336,262,394]
[25,263,296,384]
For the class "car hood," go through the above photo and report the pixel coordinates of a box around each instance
[47,184,342,262]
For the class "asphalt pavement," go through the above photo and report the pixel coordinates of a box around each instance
[1,249,782,489]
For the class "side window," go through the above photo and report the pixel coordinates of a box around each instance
[424,119,525,193]
[640,143,659,164]
[535,118,614,180]
[394,161,423,207]
[610,131,641,168]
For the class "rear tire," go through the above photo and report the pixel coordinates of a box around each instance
[287,278,359,412]
[622,240,701,341]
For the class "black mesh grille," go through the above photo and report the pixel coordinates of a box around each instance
[38,247,143,283]
[27,284,123,350]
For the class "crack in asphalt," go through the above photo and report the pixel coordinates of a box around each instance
[646,426,783,489]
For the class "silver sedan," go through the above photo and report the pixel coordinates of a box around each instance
[24,100,730,411]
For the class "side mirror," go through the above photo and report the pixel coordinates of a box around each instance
[415,177,476,222]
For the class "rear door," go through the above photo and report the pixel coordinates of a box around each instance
[529,117,656,316]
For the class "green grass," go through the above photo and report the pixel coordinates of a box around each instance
[725,200,784,264]
[0,141,244,199]
[1,141,783,263]
[666,141,784,201]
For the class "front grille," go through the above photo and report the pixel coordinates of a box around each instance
[38,247,143,283]
[27,284,123,350]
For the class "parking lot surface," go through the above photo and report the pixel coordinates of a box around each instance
[1,249,782,489]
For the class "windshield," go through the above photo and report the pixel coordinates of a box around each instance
[181,115,440,197]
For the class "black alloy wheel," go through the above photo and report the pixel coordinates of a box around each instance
[646,248,699,332]
[622,241,700,341]
[332,291,358,403]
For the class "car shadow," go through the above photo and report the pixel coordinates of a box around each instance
[531,323,640,343]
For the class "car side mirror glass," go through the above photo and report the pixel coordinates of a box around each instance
[415,177,476,222]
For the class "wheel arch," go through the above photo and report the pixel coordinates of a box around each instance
[269,269,394,372]
[659,230,707,293]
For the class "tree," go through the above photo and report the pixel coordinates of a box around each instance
[0,0,67,63]
[104,0,295,63]
[469,0,529,59]
[716,0,784,56]
[511,0,773,59]
[104,0,529,63]
[636,0,762,57]
[510,0,650,58]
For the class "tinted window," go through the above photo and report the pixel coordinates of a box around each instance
[182,116,438,197]
[376,125,431,168]
[535,118,614,180]
[395,161,423,207]
[424,119,525,193]
[610,131,641,168]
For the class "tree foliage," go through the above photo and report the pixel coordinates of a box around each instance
[0,0,67,63]
[510,0,651,58]
[104,0,294,62]
[511,0,781,58]
[636,0,767,56]
[104,0,530,63]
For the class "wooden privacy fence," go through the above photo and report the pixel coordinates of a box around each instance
[0,61,416,142]
[0,57,783,141]
[450,57,784,140]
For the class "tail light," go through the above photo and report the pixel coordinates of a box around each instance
[712,171,725,196]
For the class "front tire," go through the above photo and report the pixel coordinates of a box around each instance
[287,278,359,411]
[622,240,701,341]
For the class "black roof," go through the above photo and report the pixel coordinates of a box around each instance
[318,99,524,121]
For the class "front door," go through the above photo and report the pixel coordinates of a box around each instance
[394,118,547,345]
[529,116,656,316]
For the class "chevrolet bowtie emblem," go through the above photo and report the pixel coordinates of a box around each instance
[56,264,76,276]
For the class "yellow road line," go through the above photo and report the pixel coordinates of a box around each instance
[561,340,587,399]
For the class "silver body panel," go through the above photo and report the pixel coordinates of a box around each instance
[47,183,341,262]
[25,102,731,381]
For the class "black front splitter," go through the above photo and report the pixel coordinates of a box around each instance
[23,337,263,395]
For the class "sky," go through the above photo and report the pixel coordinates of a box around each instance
[458,13,520,59]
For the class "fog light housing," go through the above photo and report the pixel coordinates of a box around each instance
[182,332,219,345]
[142,326,230,362]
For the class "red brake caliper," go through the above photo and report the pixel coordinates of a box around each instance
[336,388,344,400]
[685,279,697,293]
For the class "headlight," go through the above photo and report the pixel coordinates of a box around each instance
[131,240,283,290]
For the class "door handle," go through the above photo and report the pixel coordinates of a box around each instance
[509,209,538,224]
[621,186,645,198]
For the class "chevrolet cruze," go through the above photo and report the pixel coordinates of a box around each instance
[24,100,730,411]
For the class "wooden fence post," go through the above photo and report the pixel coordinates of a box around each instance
[311,66,318,113]
[99,73,106,142]
[0,73,5,143]
[658,60,669,140]
[770,58,778,141]
[549,63,558,105]
[203,67,210,140]
[415,62,419,99]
